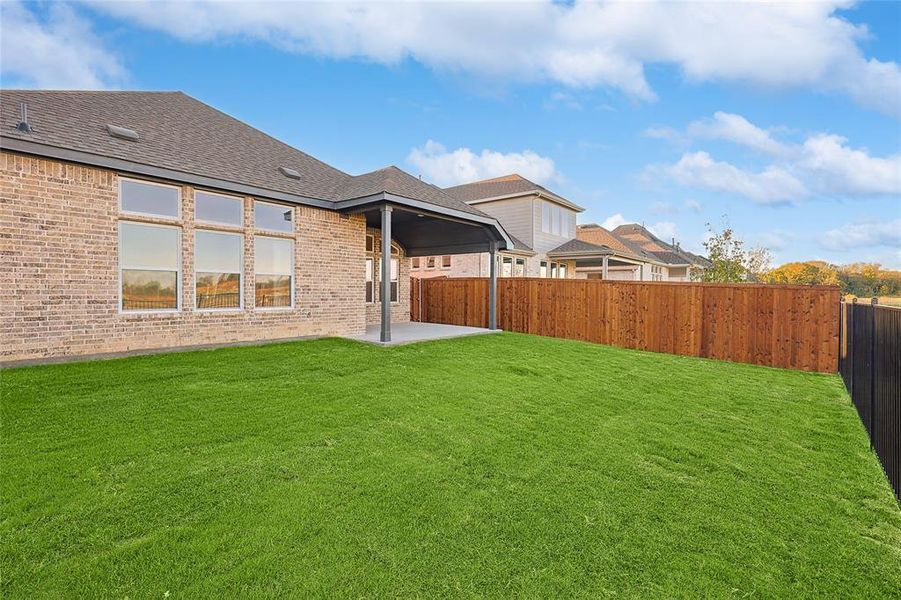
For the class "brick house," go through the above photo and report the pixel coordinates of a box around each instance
[1,91,512,363]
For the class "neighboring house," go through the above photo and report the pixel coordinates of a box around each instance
[423,173,709,282]
[1,90,512,362]
[611,224,712,281]
[412,174,583,279]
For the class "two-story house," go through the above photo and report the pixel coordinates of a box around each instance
[410,174,710,282]
[412,174,582,279]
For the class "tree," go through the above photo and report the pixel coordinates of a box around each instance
[696,223,768,283]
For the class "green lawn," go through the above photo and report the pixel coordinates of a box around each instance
[3,334,900,598]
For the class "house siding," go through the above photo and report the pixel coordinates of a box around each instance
[468,195,535,248]
[1,151,374,363]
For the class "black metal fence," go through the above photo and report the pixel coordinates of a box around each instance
[839,298,900,501]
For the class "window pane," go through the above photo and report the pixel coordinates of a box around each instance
[427,256,436,268]
[196,273,240,309]
[120,222,179,269]
[514,259,525,277]
[365,235,373,252]
[365,258,373,302]
[121,179,180,217]
[255,236,292,274]
[196,230,242,273]
[391,282,398,302]
[542,202,551,233]
[540,262,547,278]
[255,201,293,232]
[412,257,420,269]
[196,191,242,226]
[122,269,177,311]
[442,255,452,268]
[390,258,398,281]
[365,282,373,303]
[502,257,512,278]
[559,264,567,278]
[255,275,292,307]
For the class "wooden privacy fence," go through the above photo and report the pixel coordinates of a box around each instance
[411,277,840,373]
[839,299,900,501]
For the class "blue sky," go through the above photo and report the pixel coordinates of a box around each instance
[2,1,899,267]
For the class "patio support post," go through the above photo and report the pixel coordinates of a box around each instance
[488,240,498,330]
[380,204,392,343]
[602,255,609,280]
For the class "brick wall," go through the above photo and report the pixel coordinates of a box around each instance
[1,151,374,362]
[412,251,576,280]
[364,228,411,326]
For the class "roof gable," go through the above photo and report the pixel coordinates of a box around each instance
[444,173,584,211]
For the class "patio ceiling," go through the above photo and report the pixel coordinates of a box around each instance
[350,201,511,257]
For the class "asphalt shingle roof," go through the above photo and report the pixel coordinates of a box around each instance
[612,223,710,266]
[547,238,613,256]
[444,174,584,210]
[576,224,651,260]
[0,90,486,218]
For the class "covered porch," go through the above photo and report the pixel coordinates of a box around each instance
[337,190,512,343]
[547,239,648,281]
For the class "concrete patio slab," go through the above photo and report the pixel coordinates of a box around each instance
[346,322,501,346]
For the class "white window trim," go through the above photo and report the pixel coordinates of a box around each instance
[118,220,182,314]
[254,235,295,310]
[119,177,182,221]
[254,200,295,234]
[194,229,244,312]
[194,189,245,228]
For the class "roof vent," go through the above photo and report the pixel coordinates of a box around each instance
[15,103,34,133]
[107,124,139,142]
[279,166,301,180]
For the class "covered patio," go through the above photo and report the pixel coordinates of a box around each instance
[547,239,648,280]
[334,170,513,342]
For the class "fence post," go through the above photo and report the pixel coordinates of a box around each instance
[838,297,843,375]
[850,296,857,400]
[870,297,877,449]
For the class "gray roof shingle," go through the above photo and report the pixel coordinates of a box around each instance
[547,238,613,256]
[0,90,488,219]
[445,174,584,211]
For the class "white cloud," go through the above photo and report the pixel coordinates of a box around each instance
[407,140,559,188]
[687,112,789,156]
[0,1,125,89]
[648,112,901,201]
[822,219,901,251]
[648,221,678,242]
[684,199,702,212]
[85,0,901,116]
[755,230,795,252]
[662,151,808,204]
[601,213,630,230]
[800,134,901,196]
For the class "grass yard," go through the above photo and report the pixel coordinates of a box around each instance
[3,333,900,597]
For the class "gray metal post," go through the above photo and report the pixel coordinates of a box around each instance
[602,255,609,280]
[380,205,392,343]
[488,241,498,330]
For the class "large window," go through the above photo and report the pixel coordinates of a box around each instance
[411,257,421,270]
[441,255,452,268]
[514,258,525,277]
[195,230,242,310]
[120,178,180,218]
[550,262,558,278]
[540,261,548,278]
[255,236,293,308]
[541,200,570,237]
[366,238,400,303]
[559,264,567,279]
[502,256,513,278]
[196,191,243,226]
[255,201,293,233]
[119,222,180,311]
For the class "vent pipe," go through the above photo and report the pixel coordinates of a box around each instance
[15,103,34,133]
